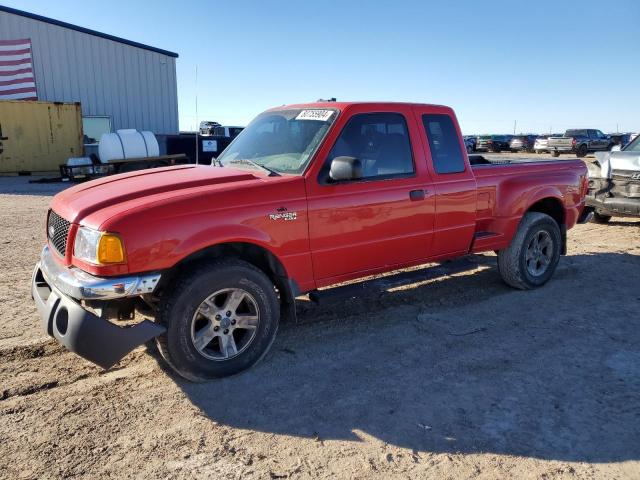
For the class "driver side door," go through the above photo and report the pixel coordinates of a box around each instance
[305,108,435,286]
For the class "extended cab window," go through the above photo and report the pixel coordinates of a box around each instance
[322,113,414,181]
[422,114,465,174]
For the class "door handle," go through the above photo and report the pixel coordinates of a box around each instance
[409,189,426,201]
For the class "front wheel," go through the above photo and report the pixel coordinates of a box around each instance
[497,212,562,290]
[156,259,280,381]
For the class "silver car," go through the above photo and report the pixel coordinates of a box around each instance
[533,134,562,154]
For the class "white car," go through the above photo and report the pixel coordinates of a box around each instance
[534,134,563,154]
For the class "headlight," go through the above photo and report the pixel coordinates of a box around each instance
[74,226,125,264]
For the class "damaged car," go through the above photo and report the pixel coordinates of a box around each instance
[586,135,640,223]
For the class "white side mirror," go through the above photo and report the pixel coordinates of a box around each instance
[611,145,621,152]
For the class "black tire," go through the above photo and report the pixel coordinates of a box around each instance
[497,212,562,290]
[592,212,612,224]
[551,150,560,157]
[156,259,280,381]
[576,144,588,157]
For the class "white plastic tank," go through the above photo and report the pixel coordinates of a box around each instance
[98,129,159,163]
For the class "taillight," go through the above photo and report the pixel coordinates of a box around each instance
[572,138,577,146]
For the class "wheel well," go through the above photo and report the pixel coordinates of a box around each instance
[527,197,566,254]
[161,242,298,321]
[527,197,564,227]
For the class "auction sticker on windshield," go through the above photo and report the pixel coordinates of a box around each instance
[295,110,334,121]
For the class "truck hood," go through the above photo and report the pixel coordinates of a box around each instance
[51,165,260,226]
[592,151,640,179]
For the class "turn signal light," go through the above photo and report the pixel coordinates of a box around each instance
[97,233,125,264]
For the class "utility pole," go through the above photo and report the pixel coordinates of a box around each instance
[513,120,517,135]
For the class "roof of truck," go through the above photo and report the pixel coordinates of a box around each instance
[268,101,451,111]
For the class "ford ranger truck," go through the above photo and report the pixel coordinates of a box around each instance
[31,102,592,381]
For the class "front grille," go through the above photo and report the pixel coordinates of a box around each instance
[47,210,71,256]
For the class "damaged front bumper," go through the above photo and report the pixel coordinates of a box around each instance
[31,246,166,369]
[586,195,640,217]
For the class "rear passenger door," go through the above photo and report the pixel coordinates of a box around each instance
[593,130,609,150]
[305,108,435,283]
[413,107,477,257]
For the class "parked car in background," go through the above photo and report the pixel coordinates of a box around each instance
[476,135,513,152]
[510,135,538,153]
[199,121,221,136]
[585,133,640,223]
[547,129,612,157]
[532,134,562,154]
[464,135,477,153]
[200,121,244,138]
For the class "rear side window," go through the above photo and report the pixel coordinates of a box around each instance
[422,114,465,174]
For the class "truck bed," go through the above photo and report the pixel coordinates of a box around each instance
[468,154,579,167]
[467,154,587,253]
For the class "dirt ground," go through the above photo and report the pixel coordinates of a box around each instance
[1,156,639,479]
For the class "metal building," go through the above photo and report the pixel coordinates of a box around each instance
[0,5,179,144]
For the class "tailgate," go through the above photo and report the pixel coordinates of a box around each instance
[548,137,572,147]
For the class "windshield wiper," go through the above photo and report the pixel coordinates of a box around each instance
[224,159,281,176]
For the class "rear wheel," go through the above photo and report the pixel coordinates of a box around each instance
[592,212,612,224]
[497,212,562,290]
[576,144,588,157]
[156,259,280,381]
[551,150,560,157]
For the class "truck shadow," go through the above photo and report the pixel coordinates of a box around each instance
[163,252,640,463]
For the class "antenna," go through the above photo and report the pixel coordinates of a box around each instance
[195,65,199,165]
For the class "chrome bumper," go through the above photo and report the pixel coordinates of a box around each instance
[39,245,161,300]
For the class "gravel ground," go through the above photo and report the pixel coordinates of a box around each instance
[1,158,639,480]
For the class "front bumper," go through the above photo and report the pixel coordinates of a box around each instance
[39,245,161,300]
[31,246,166,369]
[586,194,640,218]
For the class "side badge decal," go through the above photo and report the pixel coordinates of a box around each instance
[269,207,297,221]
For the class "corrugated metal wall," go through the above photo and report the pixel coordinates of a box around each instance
[0,10,178,135]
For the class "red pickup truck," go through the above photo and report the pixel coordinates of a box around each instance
[32,102,591,381]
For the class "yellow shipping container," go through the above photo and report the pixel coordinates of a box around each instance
[0,100,83,174]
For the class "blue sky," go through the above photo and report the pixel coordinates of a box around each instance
[5,0,639,134]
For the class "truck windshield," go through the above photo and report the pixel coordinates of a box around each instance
[217,108,337,174]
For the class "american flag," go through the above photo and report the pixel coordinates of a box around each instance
[0,38,37,101]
